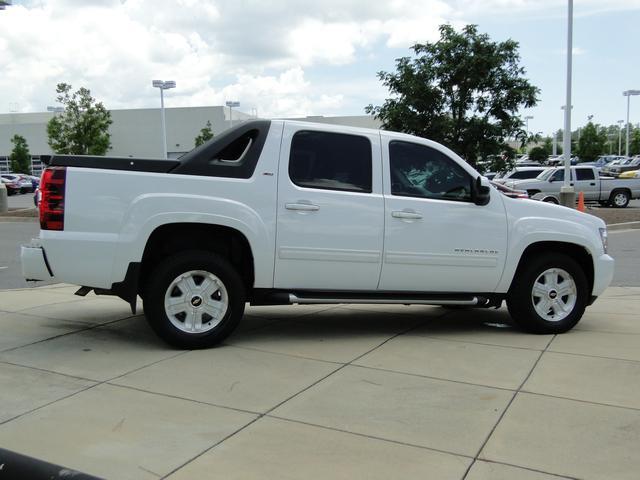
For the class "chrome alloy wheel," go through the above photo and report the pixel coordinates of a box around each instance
[531,268,577,322]
[613,192,628,207]
[163,270,229,334]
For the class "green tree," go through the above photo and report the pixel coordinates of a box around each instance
[528,146,548,162]
[630,127,640,156]
[9,134,31,174]
[194,120,214,147]
[366,24,539,166]
[47,83,113,155]
[577,122,607,161]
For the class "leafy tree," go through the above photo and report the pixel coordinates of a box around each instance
[9,134,31,174]
[577,122,607,161]
[195,120,214,147]
[528,146,548,162]
[630,127,640,156]
[47,83,113,155]
[366,24,539,167]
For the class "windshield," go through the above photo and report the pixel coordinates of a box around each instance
[536,168,555,180]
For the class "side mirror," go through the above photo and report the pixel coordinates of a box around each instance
[471,176,490,206]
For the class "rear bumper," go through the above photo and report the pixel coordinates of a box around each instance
[592,253,615,297]
[20,240,54,281]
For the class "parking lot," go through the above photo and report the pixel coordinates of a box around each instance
[0,282,639,479]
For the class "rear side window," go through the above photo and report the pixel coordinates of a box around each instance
[289,131,372,193]
[576,168,595,180]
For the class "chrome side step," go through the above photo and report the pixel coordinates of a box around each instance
[288,294,479,306]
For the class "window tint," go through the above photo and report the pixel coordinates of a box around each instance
[551,169,565,181]
[575,168,595,181]
[389,141,471,201]
[510,170,541,179]
[289,131,372,193]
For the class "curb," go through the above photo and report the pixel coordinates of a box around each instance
[607,221,640,231]
[0,216,38,222]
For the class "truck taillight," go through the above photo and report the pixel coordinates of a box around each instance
[39,167,66,231]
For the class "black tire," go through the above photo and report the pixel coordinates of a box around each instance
[609,189,630,208]
[598,200,610,207]
[542,197,559,204]
[143,250,246,349]
[507,253,588,334]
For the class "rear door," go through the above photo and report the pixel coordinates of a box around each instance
[574,168,599,200]
[273,124,384,290]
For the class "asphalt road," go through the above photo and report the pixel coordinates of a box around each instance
[5,191,36,210]
[1,220,638,290]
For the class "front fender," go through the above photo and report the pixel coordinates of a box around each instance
[496,215,602,293]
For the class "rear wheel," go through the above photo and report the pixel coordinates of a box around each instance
[143,250,245,349]
[609,190,630,208]
[542,197,559,204]
[507,253,588,334]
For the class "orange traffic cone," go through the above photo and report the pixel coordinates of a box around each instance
[577,191,585,212]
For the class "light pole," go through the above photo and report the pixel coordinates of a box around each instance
[617,119,624,155]
[524,115,533,135]
[623,90,640,157]
[152,80,176,159]
[225,101,240,128]
[560,0,574,208]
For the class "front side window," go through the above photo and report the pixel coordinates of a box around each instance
[389,141,471,201]
[289,131,372,193]
[550,169,565,182]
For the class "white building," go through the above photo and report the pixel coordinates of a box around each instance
[0,106,381,175]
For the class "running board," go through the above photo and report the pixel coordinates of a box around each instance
[288,293,481,306]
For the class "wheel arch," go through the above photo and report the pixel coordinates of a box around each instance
[139,223,255,297]
[509,241,594,296]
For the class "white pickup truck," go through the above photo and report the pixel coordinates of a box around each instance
[22,120,614,348]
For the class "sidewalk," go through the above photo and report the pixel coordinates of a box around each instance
[1,284,639,479]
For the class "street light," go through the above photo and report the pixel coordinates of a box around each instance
[152,80,176,159]
[617,119,624,155]
[524,115,533,135]
[623,90,640,157]
[560,0,574,208]
[225,101,240,128]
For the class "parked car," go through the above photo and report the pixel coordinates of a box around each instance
[22,120,614,348]
[505,165,640,207]
[1,173,34,194]
[582,155,626,170]
[492,166,547,184]
[601,157,631,176]
[607,157,640,177]
[490,181,529,199]
[1,177,21,196]
[546,156,579,166]
[619,169,640,179]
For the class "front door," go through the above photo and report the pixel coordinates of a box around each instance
[274,124,384,290]
[378,138,508,293]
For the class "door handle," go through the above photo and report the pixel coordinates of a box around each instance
[391,210,422,220]
[285,203,320,211]
[590,183,596,186]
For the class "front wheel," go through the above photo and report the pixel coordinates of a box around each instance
[143,250,246,349]
[507,253,588,334]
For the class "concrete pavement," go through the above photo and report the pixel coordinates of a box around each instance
[0,285,639,479]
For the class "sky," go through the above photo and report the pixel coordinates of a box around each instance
[1,0,639,136]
